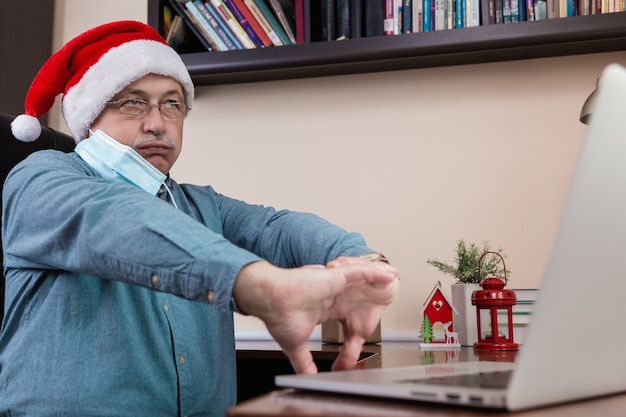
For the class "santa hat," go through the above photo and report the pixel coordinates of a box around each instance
[11,20,194,143]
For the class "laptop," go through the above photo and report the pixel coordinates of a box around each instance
[275,63,626,412]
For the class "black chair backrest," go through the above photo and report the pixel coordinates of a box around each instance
[0,112,75,324]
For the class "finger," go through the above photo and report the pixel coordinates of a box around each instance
[331,333,366,371]
[283,346,318,375]
[327,256,369,268]
[339,262,399,286]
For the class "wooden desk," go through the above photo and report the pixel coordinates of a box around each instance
[229,341,626,416]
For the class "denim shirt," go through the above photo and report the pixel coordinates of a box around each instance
[0,150,370,417]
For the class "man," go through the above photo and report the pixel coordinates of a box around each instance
[0,21,399,417]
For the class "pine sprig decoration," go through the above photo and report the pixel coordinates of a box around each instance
[426,240,510,284]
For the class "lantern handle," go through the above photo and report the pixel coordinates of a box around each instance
[477,251,507,283]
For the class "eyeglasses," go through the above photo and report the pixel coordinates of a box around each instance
[106,98,190,119]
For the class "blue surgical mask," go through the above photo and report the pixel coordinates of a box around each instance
[75,129,166,196]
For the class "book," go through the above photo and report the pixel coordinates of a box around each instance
[503,0,512,22]
[224,0,267,47]
[180,0,224,50]
[209,0,256,48]
[412,0,423,31]
[495,0,504,22]
[243,0,284,45]
[320,0,336,40]
[455,0,465,27]
[166,15,188,51]
[467,0,481,25]
[518,0,527,20]
[547,0,560,16]
[434,0,444,29]
[169,0,217,51]
[384,0,395,34]
[231,0,274,46]
[194,0,242,49]
[267,0,297,43]
[534,0,547,18]
[252,0,293,44]
[423,0,432,30]
[403,0,412,32]
[480,0,496,24]
[293,0,307,43]
[349,0,363,38]
[335,0,351,39]
[364,0,384,36]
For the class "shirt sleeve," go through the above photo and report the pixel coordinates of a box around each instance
[2,151,261,311]
[180,184,373,268]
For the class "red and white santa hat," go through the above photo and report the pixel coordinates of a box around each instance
[11,20,194,143]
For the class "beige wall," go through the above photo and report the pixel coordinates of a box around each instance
[52,0,625,339]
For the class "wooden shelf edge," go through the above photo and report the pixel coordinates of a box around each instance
[148,1,626,85]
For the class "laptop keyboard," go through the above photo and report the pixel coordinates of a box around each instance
[397,370,513,390]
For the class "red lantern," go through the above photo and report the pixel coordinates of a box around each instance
[471,252,519,351]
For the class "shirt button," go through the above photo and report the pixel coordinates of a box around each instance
[163,304,170,312]
[206,291,216,303]
[179,355,185,364]
[151,275,160,285]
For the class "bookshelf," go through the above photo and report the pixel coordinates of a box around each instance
[148,0,626,86]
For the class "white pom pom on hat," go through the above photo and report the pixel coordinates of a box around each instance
[10,114,42,143]
[10,20,194,144]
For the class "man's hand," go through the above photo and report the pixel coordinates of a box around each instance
[232,259,399,374]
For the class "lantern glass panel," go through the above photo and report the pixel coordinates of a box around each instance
[497,308,510,339]
[479,309,493,340]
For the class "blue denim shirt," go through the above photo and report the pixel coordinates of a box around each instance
[0,150,370,417]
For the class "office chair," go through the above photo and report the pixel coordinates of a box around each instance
[0,112,75,324]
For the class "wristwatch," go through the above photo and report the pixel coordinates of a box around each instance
[360,252,390,264]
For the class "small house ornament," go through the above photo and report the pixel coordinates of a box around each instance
[419,282,460,349]
[471,252,519,351]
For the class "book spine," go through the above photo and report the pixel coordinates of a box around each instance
[403,0,412,32]
[423,0,432,30]
[468,0,480,25]
[195,0,242,49]
[412,0,422,32]
[231,0,274,46]
[335,0,351,39]
[518,0,527,20]
[534,0,547,18]
[384,0,395,34]
[294,0,306,43]
[495,0,504,22]
[364,0,384,36]
[243,0,283,45]
[224,0,265,47]
[183,0,225,50]
[210,0,256,48]
[434,0,444,29]
[547,0,560,16]
[253,0,292,44]
[455,0,464,27]
[480,0,496,24]
[320,0,336,40]
[503,0,512,22]
[268,0,297,43]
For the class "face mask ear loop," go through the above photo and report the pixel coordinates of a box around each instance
[161,181,179,210]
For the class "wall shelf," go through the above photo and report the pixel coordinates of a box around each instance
[148,1,626,86]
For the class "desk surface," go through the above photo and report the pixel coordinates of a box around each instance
[228,341,626,417]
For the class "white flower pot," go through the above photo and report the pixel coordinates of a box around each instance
[451,283,481,346]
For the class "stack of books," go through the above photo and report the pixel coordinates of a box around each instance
[496,288,538,345]
[166,0,298,52]
[163,0,625,51]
